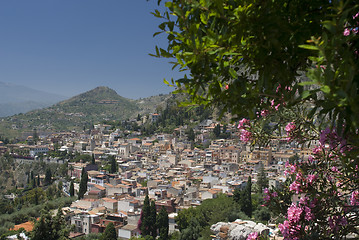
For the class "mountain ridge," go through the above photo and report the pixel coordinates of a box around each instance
[0,81,67,117]
[0,86,171,138]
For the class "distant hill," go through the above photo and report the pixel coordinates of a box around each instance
[0,82,66,117]
[0,86,171,138]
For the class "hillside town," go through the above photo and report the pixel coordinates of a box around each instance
[1,114,318,239]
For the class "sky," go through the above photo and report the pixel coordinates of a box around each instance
[0,0,184,99]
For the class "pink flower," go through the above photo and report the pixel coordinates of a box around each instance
[344,28,350,36]
[350,191,359,206]
[225,85,229,90]
[278,220,290,238]
[289,181,301,194]
[312,146,322,155]
[296,172,303,181]
[275,104,281,111]
[328,216,348,233]
[260,109,269,117]
[287,204,303,223]
[246,232,259,240]
[331,166,339,173]
[276,84,281,93]
[284,163,297,176]
[285,122,296,133]
[238,118,250,129]
[304,206,314,221]
[279,220,301,240]
[319,127,331,145]
[240,129,252,143]
[353,12,359,19]
[270,99,275,106]
[307,174,317,184]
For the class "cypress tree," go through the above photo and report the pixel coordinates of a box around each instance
[91,154,95,165]
[44,168,52,186]
[241,176,252,218]
[69,180,75,197]
[110,156,117,174]
[150,200,157,239]
[78,168,88,199]
[157,206,169,240]
[257,165,268,193]
[140,195,151,236]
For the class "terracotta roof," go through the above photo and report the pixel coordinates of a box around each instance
[11,220,35,232]
[102,197,118,203]
[93,184,106,191]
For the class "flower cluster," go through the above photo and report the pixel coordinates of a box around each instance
[319,127,346,150]
[350,191,359,206]
[285,122,296,142]
[278,197,317,240]
[238,118,252,143]
[274,129,358,239]
[263,188,278,203]
[246,231,259,240]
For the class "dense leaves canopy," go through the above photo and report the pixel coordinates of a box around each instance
[153,0,359,134]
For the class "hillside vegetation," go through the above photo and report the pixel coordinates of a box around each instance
[0,87,171,139]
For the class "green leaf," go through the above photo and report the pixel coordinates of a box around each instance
[229,68,237,78]
[321,85,330,94]
[298,44,319,51]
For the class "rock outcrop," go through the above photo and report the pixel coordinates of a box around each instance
[210,219,270,240]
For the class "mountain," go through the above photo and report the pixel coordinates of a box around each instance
[0,86,169,138]
[0,82,66,117]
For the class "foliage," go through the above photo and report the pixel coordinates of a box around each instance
[149,200,157,239]
[157,207,169,240]
[78,168,88,200]
[139,195,151,236]
[233,177,253,218]
[109,155,118,174]
[179,217,201,240]
[69,180,74,197]
[153,0,359,239]
[30,208,71,240]
[186,128,195,142]
[175,194,246,239]
[100,222,117,240]
[256,165,268,194]
[44,168,52,186]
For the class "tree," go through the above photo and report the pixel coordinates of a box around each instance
[109,156,117,174]
[149,200,157,239]
[242,176,252,218]
[44,168,52,186]
[157,206,169,240]
[31,208,70,240]
[139,195,151,236]
[179,217,201,240]
[101,222,117,240]
[153,1,359,238]
[91,154,95,165]
[78,168,88,200]
[213,124,221,138]
[256,165,268,194]
[233,177,252,218]
[37,174,40,186]
[69,180,75,197]
[186,128,195,142]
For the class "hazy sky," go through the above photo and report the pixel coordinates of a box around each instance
[0,1,184,99]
